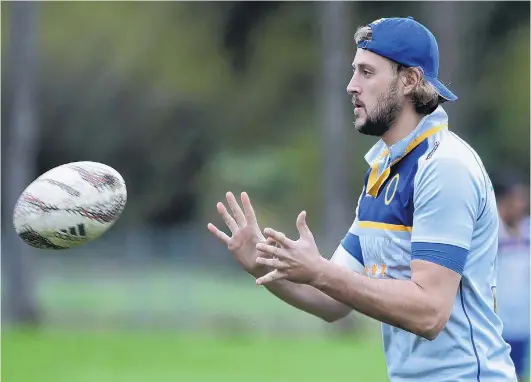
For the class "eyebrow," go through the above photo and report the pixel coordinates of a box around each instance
[352,63,375,71]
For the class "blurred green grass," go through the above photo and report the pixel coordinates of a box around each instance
[2,329,389,382]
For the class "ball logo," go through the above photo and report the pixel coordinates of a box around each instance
[54,224,87,241]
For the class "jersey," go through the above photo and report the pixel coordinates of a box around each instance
[331,106,517,382]
[496,216,530,340]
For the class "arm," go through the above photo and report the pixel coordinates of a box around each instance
[252,270,351,323]
[253,242,363,323]
[255,164,472,336]
[310,258,460,339]
[307,158,479,339]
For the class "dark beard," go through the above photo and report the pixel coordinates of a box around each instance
[355,81,403,137]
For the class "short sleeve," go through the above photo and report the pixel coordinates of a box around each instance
[411,158,483,274]
[330,187,365,274]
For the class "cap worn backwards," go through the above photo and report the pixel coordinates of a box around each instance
[357,16,457,101]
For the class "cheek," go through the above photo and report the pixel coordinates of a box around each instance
[361,87,381,111]
[363,99,378,115]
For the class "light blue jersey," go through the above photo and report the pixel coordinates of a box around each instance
[331,106,517,381]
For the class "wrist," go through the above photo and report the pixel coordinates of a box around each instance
[308,256,331,287]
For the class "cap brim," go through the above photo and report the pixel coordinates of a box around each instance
[424,75,458,101]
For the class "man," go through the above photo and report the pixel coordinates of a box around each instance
[494,173,530,382]
[208,17,518,381]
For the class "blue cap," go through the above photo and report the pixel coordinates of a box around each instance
[357,16,457,101]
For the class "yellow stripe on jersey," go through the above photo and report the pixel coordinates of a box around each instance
[358,221,413,232]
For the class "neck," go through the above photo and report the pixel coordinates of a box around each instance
[381,105,424,147]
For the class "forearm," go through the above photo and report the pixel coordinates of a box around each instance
[310,259,442,339]
[252,267,351,322]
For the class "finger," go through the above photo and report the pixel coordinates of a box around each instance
[256,257,288,269]
[256,269,287,285]
[217,202,238,233]
[226,192,247,227]
[266,236,278,246]
[241,192,258,226]
[256,242,286,258]
[263,228,296,248]
[296,210,313,240]
[207,223,231,245]
[255,237,277,259]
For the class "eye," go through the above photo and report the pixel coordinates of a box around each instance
[363,69,372,77]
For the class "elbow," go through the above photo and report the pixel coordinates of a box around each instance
[321,307,351,323]
[418,324,443,341]
[415,309,450,341]
[322,315,341,323]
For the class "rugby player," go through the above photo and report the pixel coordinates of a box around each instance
[208,16,518,382]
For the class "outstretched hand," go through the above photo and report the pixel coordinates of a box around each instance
[255,211,325,285]
[207,191,267,275]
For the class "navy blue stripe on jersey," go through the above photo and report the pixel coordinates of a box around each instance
[357,140,430,228]
[411,242,469,274]
[460,282,482,382]
[341,233,364,265]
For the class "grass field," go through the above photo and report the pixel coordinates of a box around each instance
[2,329,389,382]
[1,260,389,382]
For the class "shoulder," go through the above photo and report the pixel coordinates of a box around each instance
[414,130,488,190]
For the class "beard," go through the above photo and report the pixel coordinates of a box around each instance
[355,80,403,137]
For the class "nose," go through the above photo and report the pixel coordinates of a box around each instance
[346,74,361,96]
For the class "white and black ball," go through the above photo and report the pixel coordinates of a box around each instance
[13,161,127,250]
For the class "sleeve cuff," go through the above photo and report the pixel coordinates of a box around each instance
[412,242,469,275]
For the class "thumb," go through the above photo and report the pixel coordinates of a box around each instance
[296,210,313,239]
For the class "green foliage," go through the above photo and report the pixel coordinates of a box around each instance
[39,2,232,98]
[476,24,530,174]
[3,2,529,226]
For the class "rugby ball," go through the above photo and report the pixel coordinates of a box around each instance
[13,161,127,250]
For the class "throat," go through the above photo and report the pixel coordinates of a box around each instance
[382,111,424,147]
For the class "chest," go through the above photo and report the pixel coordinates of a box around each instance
[357,153,420,229]
[356,145,428,279]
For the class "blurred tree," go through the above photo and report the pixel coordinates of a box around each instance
[2,2,528,233]
[319,1,353,252]
[2,1,41,325]
[221,1,282,72]
[32,2,229,225]
[476,22,530,175]
[420,1,495,135]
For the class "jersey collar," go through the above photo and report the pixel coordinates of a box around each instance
[364,106,449,197]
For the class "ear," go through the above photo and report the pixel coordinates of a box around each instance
[402,68,422,97]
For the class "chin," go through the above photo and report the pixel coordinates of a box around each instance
[354,120,366,132]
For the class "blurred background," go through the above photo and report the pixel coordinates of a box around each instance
[1,2,529,382]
